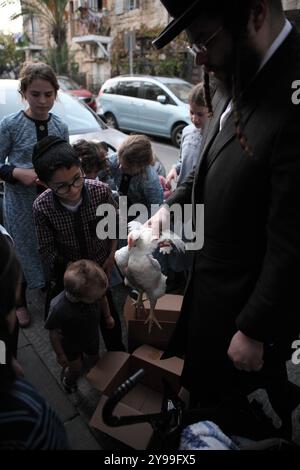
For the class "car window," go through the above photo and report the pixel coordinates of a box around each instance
[102,82,118,94]
[116,80,141,98]
[164,82,193,103]
[0,88,105,135]
[143,82,167,102]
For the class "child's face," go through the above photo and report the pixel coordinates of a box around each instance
[23,79,56,120]
[84,168,100,180]
[189,103,208,129]
[48,165,84,205]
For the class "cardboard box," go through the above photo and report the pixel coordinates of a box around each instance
[87,344,183,450]
[124,294,183,352]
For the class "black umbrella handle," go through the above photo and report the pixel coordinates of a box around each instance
[102,368,146,426]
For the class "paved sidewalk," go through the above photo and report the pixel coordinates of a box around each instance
[17,287,300,449]
[18,286,130,451]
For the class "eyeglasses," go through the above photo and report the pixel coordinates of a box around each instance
[52,173,85,195]
[187,26,223,59]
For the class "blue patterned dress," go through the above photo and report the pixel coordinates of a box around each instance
[0,111,69,288]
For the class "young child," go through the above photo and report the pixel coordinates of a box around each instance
[32,135,125,352]
[166,83,208,189]
[45,260,114,393]
[165,84,208,289]
[72,139,108,180]
[0,62,69,327]
[108,134,163,214]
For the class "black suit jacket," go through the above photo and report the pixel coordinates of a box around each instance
[166,27,300,389]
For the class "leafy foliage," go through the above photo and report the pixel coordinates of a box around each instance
[0,32,26,76]
[2,0,69,73]
[110,25,192,80]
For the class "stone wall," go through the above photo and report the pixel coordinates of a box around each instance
[282,0,300,10]
[107,0,168,36]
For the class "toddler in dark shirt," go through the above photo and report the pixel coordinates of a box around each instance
[45,259,115,393]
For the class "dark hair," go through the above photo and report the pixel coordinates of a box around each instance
[72,140,108,175]
[0,236,21,384]
[18,62,59,97]
[32,136,80,183]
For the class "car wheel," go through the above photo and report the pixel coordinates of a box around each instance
[171,123,186,148]
[104,112,118,129]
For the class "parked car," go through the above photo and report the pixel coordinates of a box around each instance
[97,75,193,147]
[0,79,166,223]
[57,75,97,112]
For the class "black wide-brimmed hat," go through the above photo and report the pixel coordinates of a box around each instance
[152,0,242,49]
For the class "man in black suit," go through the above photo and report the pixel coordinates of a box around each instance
[145,0,300,438]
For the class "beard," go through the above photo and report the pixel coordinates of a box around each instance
[207,33,263,96]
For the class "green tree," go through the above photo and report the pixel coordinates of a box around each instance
[0,32,26,76]
[3,0,69,74]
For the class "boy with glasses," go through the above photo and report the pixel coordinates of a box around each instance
[32,135,125,351]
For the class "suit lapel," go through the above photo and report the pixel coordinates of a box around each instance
[205,100,258,171]
[194,89,229,182]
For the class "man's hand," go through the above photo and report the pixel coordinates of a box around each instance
[227,330,264,372]
[145,205,171,239]
[12,168,38,186]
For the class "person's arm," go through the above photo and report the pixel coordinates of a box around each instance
[143,167,164,208]
[0,118,38,185]
[0,118,17,183]
[49,330,68,368]
[98,294,115,329]
[166,166,179,188]
[233,111,300,360]
[33,202,59,279]
[102,239,118,281]
[62,123,69,142]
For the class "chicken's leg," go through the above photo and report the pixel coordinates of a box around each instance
[144,298,162,333]
[132,291,145,319]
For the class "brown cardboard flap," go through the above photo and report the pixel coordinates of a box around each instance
[86,351,130,392]
[133,345,183,376]
[127,319,176,353]
[90,395,153,450]
[87,345,183,449]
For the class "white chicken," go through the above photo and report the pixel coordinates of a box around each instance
[115,221,185,332]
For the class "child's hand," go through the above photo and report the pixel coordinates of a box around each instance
[57,353,69,368]
[12,168,38,186]
[105,315,115,329]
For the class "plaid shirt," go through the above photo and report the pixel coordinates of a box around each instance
[33,180,118,276]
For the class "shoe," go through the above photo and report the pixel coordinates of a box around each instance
[61,374,78,394]
[16,307,31,328]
